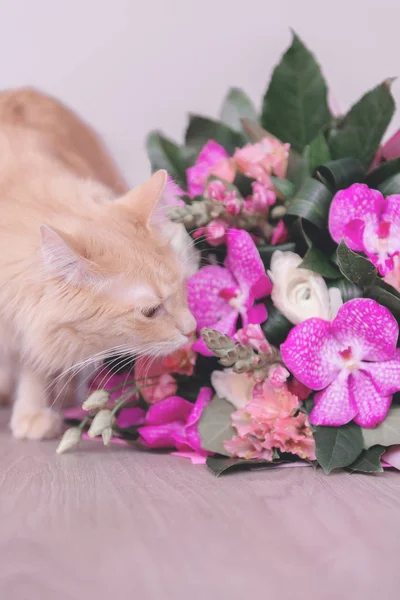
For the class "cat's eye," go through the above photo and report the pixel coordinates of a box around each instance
[142,304,162,319]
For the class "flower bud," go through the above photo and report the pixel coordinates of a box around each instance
[82,389,110,411]
[56,427,82,454]
[101,426,113,447]
[87,409,113,438]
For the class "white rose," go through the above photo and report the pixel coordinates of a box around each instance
[211,369,255,410]
[268,250,342,325]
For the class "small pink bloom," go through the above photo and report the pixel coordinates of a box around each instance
[223,191,241,215]
[329,183,400,276]
[186,141,233,197]
[187,229,272,355]
[211,158,236,183]
[205,219,229,246]
[148,373,178,404]
[206,180,227,201]
[287,378,311,401]
[281,298,400,428]
[268,364,290,388]
[271,220,288,245]
[233,137,290,184]
[235,324,271,354]
[162,342,196,376]
[251,182,276,213]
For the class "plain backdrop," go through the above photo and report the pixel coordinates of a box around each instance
[0,0,399,186]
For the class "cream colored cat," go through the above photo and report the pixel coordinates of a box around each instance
[0,88,197,440]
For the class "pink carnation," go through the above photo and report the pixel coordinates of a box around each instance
[252,182,276,213]
[233,137,290,185]
[186,141,235,197]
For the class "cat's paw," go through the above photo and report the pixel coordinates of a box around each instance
[11,409,62,440]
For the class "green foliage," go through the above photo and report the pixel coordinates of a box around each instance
[220,88,258,131]
[146,132,187,188]
[198,396,236,456]
[314,424,364,474]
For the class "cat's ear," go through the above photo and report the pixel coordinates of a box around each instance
[117,170,167,225]
[40,225,97,286]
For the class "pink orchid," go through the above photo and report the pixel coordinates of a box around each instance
[186,140,235,197]
[187,229,272,355]
[233,137,290,185]
[329,183,400,276]
[281,298,400,428]
[138,388,213,458]
[271,220,288,245]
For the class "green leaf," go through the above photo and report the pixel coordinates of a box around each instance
[367,158,400,188]
[262,301,293,346]
[329,80,395,168]
[286,177,333,229]
[378,173,400,195]
[314,424,364,474]
[220,88,258,132]
[257,242,296,270]
[261,32,331,153]
[316,158,365,191]
[300,246,342,279]
[270,176,296,199]
[308,133,331,173]
[146,132,187,188]
[240,118,270,142]
[206,456,275,477]
[198,396,236,456]
[327,278,362,302]
[185,115,247,155]
[362,407,400,448]
[348,445,385,473]
[336,240,377,287]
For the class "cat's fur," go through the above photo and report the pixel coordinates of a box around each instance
[0,88,197,440]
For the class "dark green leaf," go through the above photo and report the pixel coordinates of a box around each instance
[146,131,187,188]
[336,240,377,287]
[206,456,275,477]
[362,407,400,448]
[376,278,400,300]
[258,242,296,270]
[378,173,400,195]
[198,396,236,456]
[185,115,247,155]
[367,284,400,317]
[314,424,364,474]
[262,301,293,346]
[348,445,385,473]
[329,80,395,167]
[327,278,362,302]
[240,118,270,142]
[308,133,331,173]
[367,158,400,187]
[220,88,258,132]
[316,158,365,191]
[270,176,296,199]
[286,177,333,229]
[300,247,341,279]
[261,32,331,153]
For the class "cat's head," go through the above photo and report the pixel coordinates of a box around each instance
[39,170,197,369]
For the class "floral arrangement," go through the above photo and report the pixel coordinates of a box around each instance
[60,33,400,476]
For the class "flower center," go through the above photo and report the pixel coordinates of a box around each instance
[219,287,245,310]
[377,221,391,240]
[338,346,359,371]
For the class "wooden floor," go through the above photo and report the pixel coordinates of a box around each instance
[0,408,400,600]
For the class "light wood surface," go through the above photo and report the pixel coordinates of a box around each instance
[0,407,399,600]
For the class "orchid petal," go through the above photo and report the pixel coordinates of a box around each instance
[343,219,365,252]
[281,319,340,390]
[382,194,400,225]
[225,229,266,295]
[246,303,268,325]
[360,353,400,395]
[329,184,384,248]
[250,273,272,300]
[117,407,146,429]
[351,370,392,428]
[187,265,236,332]
[145,396,193,426]
[310,372,356,426]
[332,299,398,362]
[185,387,213,454]
[139,421,187,449]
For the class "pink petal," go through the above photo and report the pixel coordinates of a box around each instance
[197,140,229,166]
[117,407,146,429]
[139,421,187,449]
[185,387,213,454]
[382,445,400,470]
[171,451,208,464]
[381,129,400,161]
[329,184,384,248]
[246,303,268,325]
[343,219,365,252]
[250,273,272,299]
[225,229,266,295]
[271,220,288,245]
[351,370,392,428]
[145,396,193,426]
[310,373,357,426]
[360,354,400,395]
[382,194,400,225]
[281,319,340,390]
[332,298,398,362]
[186,141,230,196]
[187,265,236,332]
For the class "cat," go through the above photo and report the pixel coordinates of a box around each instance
[0,87,197,440]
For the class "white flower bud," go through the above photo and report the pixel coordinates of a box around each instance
[56,427,82,454]
[87,409,113,438]
[82,389,110,411]
[101,427,113,447]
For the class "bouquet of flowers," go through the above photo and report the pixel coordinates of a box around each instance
[60,33,400,476]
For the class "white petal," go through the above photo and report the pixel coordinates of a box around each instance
[211,369,254,410]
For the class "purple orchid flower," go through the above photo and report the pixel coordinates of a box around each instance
[281,298,400,428]
[187,229,272,355]
[329,183,400,276]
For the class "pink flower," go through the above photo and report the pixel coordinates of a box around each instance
[161,342,196,376]
[287,378,311,401]
[329,183,400,276]
[271,220,288,245]
[138,388,213,457]
[384,254,400,292]
[233,137,290,185]
[235,324,271,354]
[268,364,290,388]
[187,229,272,355]
[224,381,315,461]
[206,180,227,201]
[223,190,242,215]
[252,182,276,213]
[186,141,235,196]
[281,298,400,428]
[204,218,229,246]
